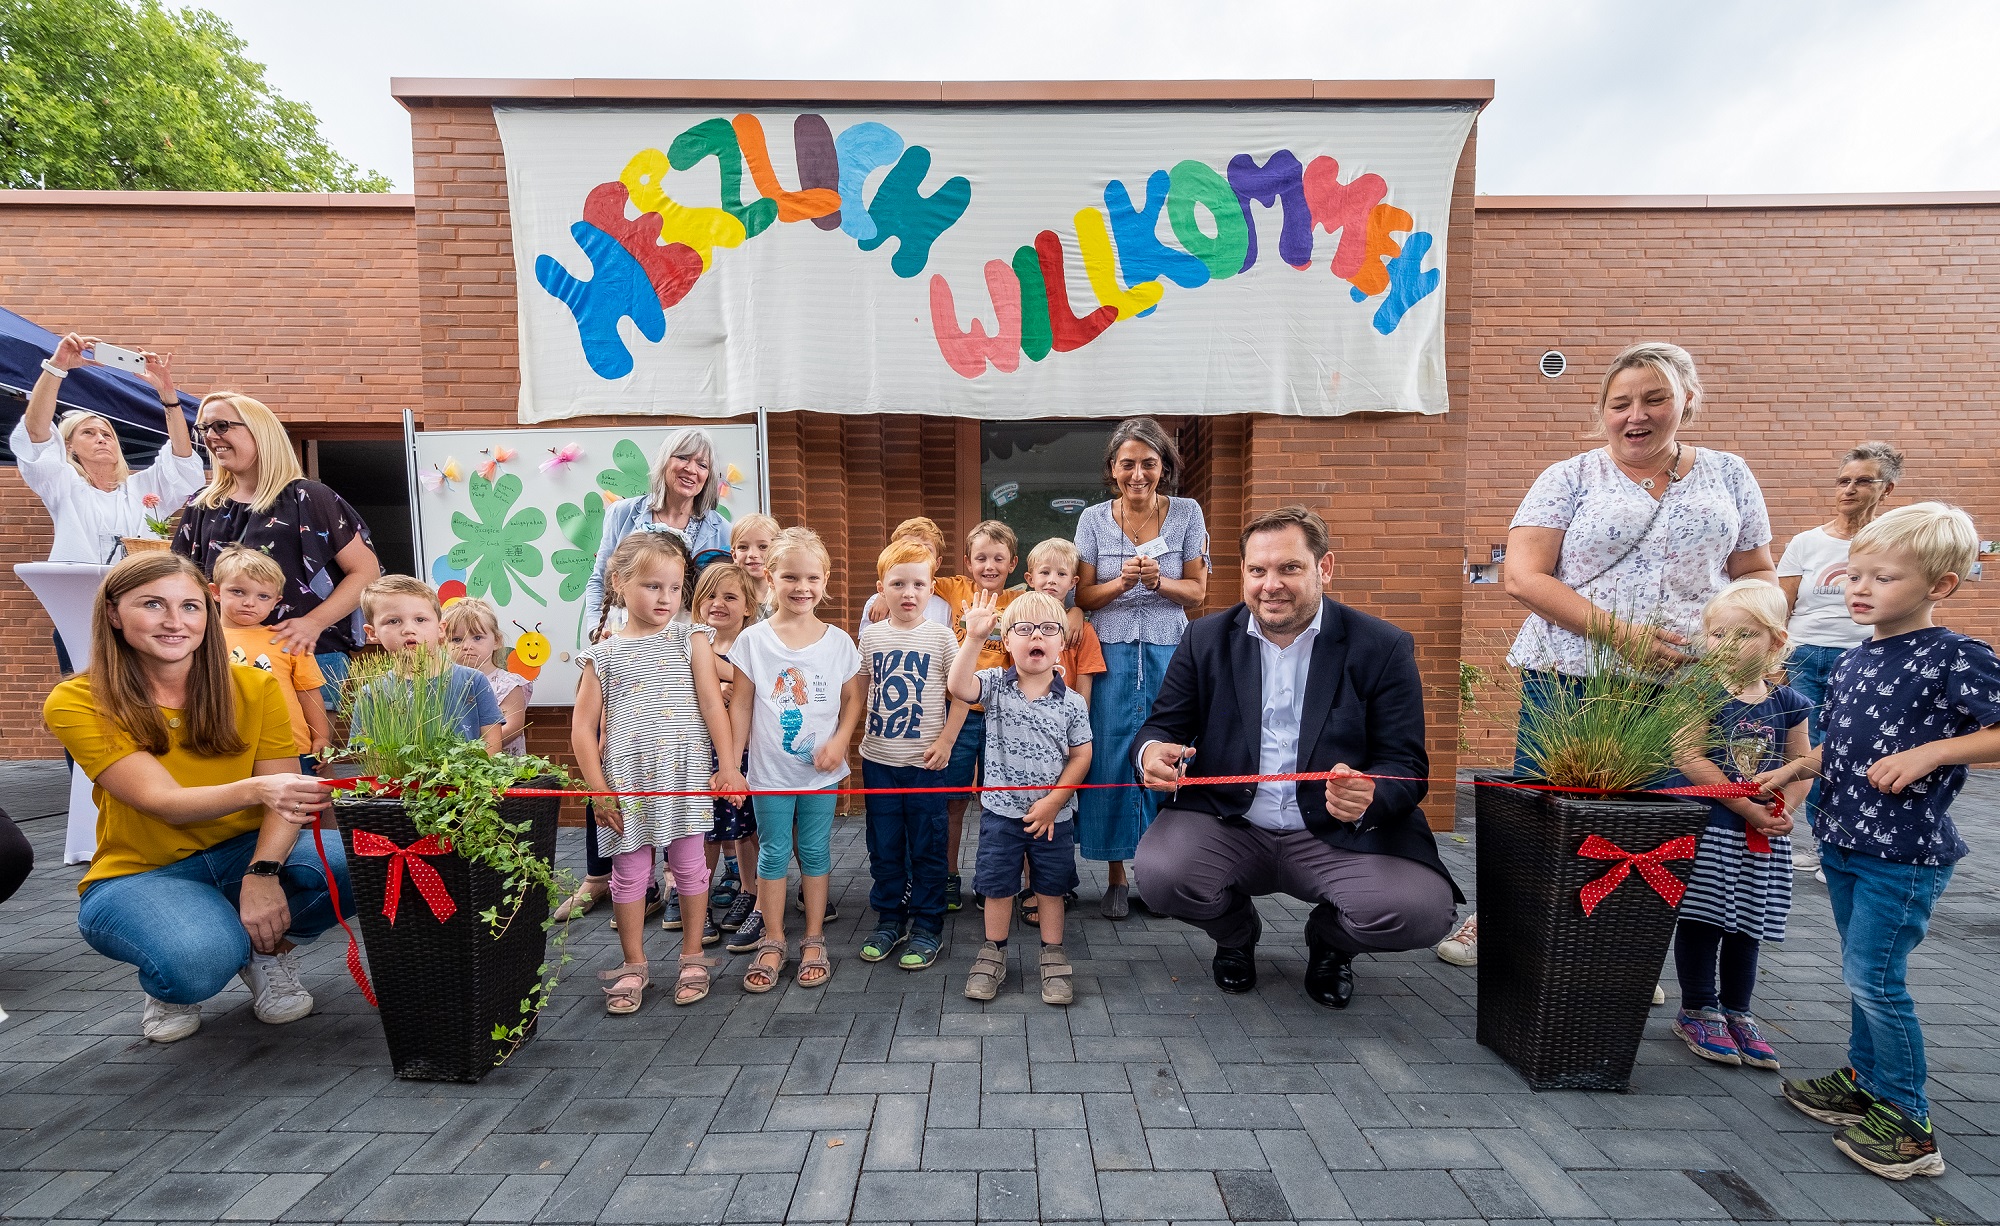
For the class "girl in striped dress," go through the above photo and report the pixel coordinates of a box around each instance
[573,532,744,1014]
[1670,579,1814,1069]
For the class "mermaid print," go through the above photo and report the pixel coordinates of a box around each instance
[772,666,818,763]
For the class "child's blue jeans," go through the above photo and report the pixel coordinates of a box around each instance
[862,760,949,934]
[1821,842,1954,1121]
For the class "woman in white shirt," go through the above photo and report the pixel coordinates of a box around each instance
[1776,441,1902,872]
[12,332,203,567]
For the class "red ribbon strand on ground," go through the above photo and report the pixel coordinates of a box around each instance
[350,830,458,924]
[311,818,377,1007]
[1576,833,1699,916]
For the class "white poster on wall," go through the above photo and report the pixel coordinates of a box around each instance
[409,422,765,706]
[496,104,1475,423]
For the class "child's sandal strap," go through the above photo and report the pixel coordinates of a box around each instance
[797,936,832,988]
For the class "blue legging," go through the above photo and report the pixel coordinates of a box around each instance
[757,784,837,880]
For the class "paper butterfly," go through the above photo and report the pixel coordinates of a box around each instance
[540,442,584,474]
[477,446,518,483]
[421,459,461,493]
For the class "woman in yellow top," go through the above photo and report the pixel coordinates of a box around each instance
[44,553,347,1044]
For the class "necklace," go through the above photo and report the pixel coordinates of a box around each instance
[1116,494,1164,545]
[1637,443,1685,491]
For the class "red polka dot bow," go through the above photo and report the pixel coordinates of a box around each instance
[1576,833,1699,917]
[351,830,458,924]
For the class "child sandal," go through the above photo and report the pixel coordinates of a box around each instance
[797,935,833,988]
[599,961,649,1015]
[674,954,718,1006]
[1039,945,1075,1006]
[743,939,788,994]
[899,931,943,971]
[964,941,1006,1001]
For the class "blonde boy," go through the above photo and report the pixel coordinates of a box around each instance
[857,539,967,969]
[212,546,333,764]
[1759,503,2000,1178]
[948,590,1092,1006]
[1026,537,1107,705]
[357,575,503,753]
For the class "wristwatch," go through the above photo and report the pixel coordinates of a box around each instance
[245,860,284,878]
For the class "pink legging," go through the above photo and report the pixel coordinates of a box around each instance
[608,835,711,904]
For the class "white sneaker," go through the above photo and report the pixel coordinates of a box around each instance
[1792,847,1822,872]
[1652,984,1667,1005]
[1435,912,1478,966]
[240,949,314,1024]
[141,996,202,1042]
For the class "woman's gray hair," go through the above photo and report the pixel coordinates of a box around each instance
[1843,441,1905,484]
[650,427,720,519]
[1596,342,1704,426]
[1102,417,1182,497]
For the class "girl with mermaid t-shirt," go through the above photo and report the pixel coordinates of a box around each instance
[725,527,865,994]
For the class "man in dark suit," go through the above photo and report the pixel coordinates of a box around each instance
[1132,505,1462,1008]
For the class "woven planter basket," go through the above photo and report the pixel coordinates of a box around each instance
[1473,772,1708,1091]
[337,778,560,1082]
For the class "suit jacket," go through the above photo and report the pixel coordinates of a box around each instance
[1132,597,1462,901]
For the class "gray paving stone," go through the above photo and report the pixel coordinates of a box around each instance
[1256,1130,1355,1221]
[1360,1127,1499,1169]
[762,1093,877,1132]
[470,1173,565,1222]
[1568,1169,1729,1220]
[920,1126,1034,1170]
[1033,1130,1102,1221]
[1085,1093,1153,1171]
[786,1129,864,1221]
[688,1130,810,1175]
[722,1172,797,1223]
[455,1133,593,1176]
[597,1174,737,1224]
[1146,1127,1270,1170]
[110,1171,264,1221]
[346,1173,507,1221]
[220,1172,326,1221]
[1332,1168,1480,1221]
[1096,1169,1225,1221]
[535,1133,644,1224]
[980,1091,1084,1128]
[861,1094,925,1172]
[849,1170,975,1221]
[1216,1169,1293,1221]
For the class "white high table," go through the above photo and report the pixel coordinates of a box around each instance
[15,562,112,865]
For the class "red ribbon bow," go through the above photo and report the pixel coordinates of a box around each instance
[1576,833,1699,916]
[1656,781,1789,853]
[351,829,457,924]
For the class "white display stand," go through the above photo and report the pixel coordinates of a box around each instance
[15,562,111,865]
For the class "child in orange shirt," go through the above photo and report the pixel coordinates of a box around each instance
[210,545,333,770]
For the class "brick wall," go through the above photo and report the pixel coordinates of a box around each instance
[1463,201,2000,764]
[0,196,419,756]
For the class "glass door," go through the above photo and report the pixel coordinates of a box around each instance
[979,421,1116,586]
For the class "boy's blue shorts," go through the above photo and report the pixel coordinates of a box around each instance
[973,807,1079,900]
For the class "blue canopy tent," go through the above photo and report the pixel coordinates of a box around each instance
[0,305,201,464]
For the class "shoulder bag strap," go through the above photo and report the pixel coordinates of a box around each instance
[1562,480,1670,595]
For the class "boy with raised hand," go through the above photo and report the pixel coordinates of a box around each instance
[1758,503,2000,1179]
[211,545,334,771]
[353,575,504,755]
[949,590,1092,1006]
[857,539,966,971]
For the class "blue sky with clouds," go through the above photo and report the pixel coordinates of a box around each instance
[207,0,2000,196]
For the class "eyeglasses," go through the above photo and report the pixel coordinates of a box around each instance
[1833,477,1881,489]
[1008,621,1066,639]
[196,420,242,439]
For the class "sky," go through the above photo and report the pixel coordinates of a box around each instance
[200,0,2000,197]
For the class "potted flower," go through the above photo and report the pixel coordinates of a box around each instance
[331,645,574,1082]
[1470,621,1728,1091]
[120,492,182,555]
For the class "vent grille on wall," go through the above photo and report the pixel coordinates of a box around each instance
[1539,350,1566,379]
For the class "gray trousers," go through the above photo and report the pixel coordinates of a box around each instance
[1133,806,1457,953]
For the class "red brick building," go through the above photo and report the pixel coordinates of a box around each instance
[5,80,1996,820]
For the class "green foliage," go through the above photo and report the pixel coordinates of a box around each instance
[596,439,651,500]
[449,472,548,607]
[1457,659,1488,754]
[336,646,575,1065]
[1491,621,1731,792]
[0,0,392,191]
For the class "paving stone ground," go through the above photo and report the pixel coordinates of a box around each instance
[5,761,2000,1224]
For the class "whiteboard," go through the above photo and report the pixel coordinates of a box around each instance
[407,420,766,706]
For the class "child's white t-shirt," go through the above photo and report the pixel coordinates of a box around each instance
[730,619,863,790]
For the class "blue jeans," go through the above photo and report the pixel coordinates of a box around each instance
[862,760,949,934]
[1821,842,1954,1120]
[1786,642,1847,831]
[1513,670,1588,776]
[77,829,354,1005]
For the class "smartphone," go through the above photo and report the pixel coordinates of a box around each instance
[86,341,147,373]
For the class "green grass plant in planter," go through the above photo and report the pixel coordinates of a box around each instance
[331,646,576,1081]
[1469,617,1732,1090]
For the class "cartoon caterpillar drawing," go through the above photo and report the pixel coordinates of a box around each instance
[772,666,817,763]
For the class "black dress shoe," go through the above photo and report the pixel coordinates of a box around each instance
[1211,913,1261,994]
[1304,937,1355,1009]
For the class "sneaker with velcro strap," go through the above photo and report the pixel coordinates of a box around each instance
[1782,1066,1875,1126]
[1833,1099,1946,1180]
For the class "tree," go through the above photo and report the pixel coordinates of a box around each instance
[0,0,391,191]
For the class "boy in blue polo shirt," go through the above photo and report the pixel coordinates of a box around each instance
[948,590,1092,1006]
[1759,502,2000,1179]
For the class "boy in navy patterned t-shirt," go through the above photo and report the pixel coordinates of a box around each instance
[1759,503,2000,1179]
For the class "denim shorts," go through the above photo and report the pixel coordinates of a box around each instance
[973,807,1080,899]
[941,709,985,800]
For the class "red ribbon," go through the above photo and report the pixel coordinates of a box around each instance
[351,829,458,924]
[1654,781,1788,853]
[311,818,376,1007]
[1576,833,1699,916]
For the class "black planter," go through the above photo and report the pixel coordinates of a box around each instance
[1473,772,1708,1091]
[337,778,560,1082]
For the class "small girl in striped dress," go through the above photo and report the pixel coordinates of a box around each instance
[1670,578,1814,1069]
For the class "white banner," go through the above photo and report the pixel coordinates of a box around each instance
[497,104,1475,422]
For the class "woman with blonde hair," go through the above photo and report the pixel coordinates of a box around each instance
[171,391,381,683]
[43,553,347,1043]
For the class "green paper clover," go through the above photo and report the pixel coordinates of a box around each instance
[552,491,606,601]
[597,439,651,500]
[448,472,548,606]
